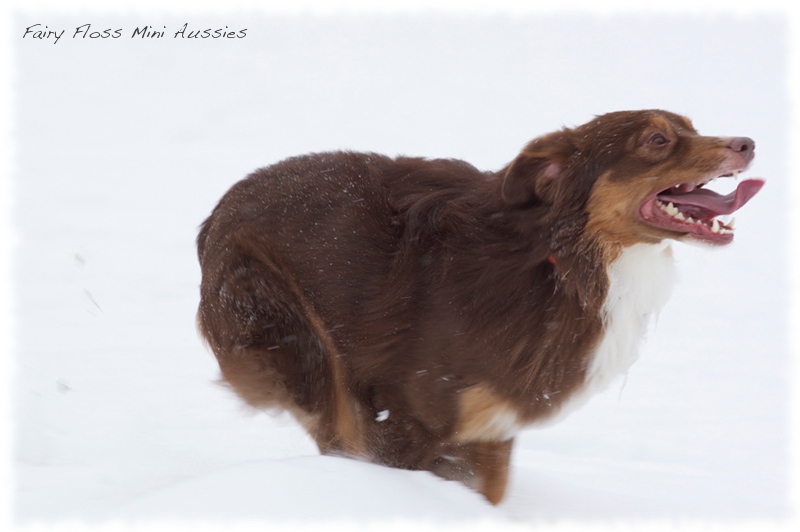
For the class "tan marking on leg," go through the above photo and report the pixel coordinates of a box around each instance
[473,439,514,505]
[304,310,365,457]
[237,238,367,456]
[287,405,322,436]
[433,439,515,505]
[454,384,521,443]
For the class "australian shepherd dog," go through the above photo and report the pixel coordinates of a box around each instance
[196,110,763,504]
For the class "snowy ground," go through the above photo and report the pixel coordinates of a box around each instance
[6,7,794,530]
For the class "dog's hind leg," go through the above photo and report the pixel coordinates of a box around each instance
[197,237,364,457]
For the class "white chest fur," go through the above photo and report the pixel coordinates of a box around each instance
[533,241,676,426]
[585,241,676,391]
[458,242,677,438]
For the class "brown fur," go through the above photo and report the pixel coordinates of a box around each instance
[196,110,751,503]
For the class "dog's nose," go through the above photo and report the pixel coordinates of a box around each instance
[727,137,755,162]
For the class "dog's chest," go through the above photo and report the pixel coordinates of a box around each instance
[530,241,676,426]
[584,241,676,393]
[453,242,676,439]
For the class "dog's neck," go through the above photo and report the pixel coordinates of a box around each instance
[530,240,676,426]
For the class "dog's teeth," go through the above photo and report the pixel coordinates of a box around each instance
[728,217,735,229]
[657,200,690,223]
[711,219,720,233]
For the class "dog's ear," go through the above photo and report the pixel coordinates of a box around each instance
[501,131,574,206]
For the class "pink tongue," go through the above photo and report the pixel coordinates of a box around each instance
[660,179,765,215]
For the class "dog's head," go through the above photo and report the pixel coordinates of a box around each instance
[502,110,764,246]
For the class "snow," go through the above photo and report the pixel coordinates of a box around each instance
[4,4,795,531]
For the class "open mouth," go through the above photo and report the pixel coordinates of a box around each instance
[640,170,765,244]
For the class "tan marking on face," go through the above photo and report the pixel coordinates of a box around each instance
[585,124,738,247]
[585,170,653,247]
[651,116,673,132]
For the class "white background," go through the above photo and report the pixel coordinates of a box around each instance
[2,1,798,531]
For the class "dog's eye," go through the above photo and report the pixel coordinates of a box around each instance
[647,133,669,146]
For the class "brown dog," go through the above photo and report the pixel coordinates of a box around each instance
[196,110,763,504]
